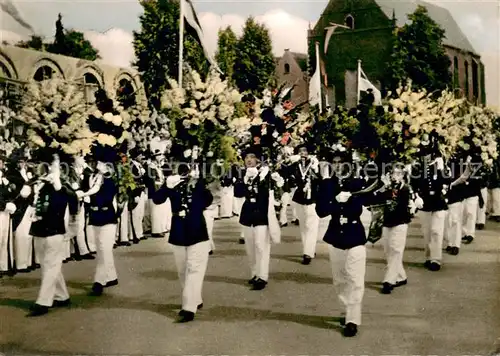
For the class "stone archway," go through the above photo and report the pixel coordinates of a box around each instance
[114,72,137,109]
[30,58,65,81]
[0,52,18,79]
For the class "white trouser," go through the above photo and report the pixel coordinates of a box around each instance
[491,188,500,217]
[203,205,217,251]
[294,203,319,257]
[64,238,71,259]
[143,195,152,233]
[92,224,118,285]
[34,234,69,306]
[382,224,408,284]
[476,188,488,225]
[233,196,245,216]
[150,199,170,234]
[290,188,298,220]
[279,192,292,225]
[73,208,89,255]
[462,196,478,237]
[243,225,270,281]
[420,210,446,264]
[328,244,366,326]
[85,217,96,253]
[171,240,210,313]
[0,211,13,272]
[444,202,464,248]
[129,192,146,240]
[14,207,34,269]
[220,186,234,218]
[117,205,129,242]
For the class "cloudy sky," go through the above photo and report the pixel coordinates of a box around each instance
[1,0,499,106]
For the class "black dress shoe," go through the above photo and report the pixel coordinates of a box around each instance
[17,268,31,273]
[209,250,213,255]
[72,254,82,261]
[81,254,95,260]
[251,278,267,290]
[394,279,407,287]
[118,241,131,247]
[462,235,473,244]
[424,260,431,269]
[428,262,441,271]
[280,223,288,227]
[27,304,49,317]
[381,282,393,294]
[140,236,148,240]
[339,317,346,326]
[302,255,312,265]
[343,323,358,337]
[177,311,195,323]
[291,219,299,225]
[89,282,104,296]
[52,299,71,308]
[476,223,485,230]
[113,244,118,249]
[445,246,452,252]
[449,247,459,255]
[133,238,140,244]
[90,251,97,255]
[105,279,118,287]
[197,303,203,310]
[239,238,245,244]
[248,276,257,285]
[151,233,164,238]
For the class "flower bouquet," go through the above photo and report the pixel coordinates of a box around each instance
[160,69,242,172]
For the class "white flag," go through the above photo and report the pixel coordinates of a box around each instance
[308,42,322,109]
[0,0,34,32]
[358,66,382,105]
[183,0,222,74]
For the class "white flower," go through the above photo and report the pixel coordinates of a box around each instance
[193,91,203,100]
[410,137,420,147]
[93,110,102,119]
[393,122,403,132]
[409,124,420,134]
[103,112,114,122]
[184,149,192,158]
[97,134,117,146]
[207,151,214,157]
[112,115,122,126]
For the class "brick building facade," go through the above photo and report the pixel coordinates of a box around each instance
[308,0,486,108]
[274,49,309,107]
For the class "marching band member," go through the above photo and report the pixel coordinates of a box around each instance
[205,179,222,254]
[28,152,71,317]
[128,148,147,243]
[10,148,36,272]
[487,158,500,222]
[377,165,419,294]
[289,144,320,265]
[476,170,490,230]
[82,154,97,254]
[316,145,373,337]
[219,170,234,219]
[116,153,131,247]
[460,151,483,245]
[239,146,280,291]
[0,150,16,277]
[77,149,119,296]
[145,148,169,238]
[411,133,449,271]
[444,153,467,256]
[166,152,213,323]
[232,162,246,244]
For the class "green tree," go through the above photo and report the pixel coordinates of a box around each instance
[133,0,208,109]
[49,13,68,55]
[233,17,275,96]
[387,5,452,93]
[215,26,238,85]
[16,35,45,51]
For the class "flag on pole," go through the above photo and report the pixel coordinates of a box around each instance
[0,0,34,33]
[309,41,322,110]
[357,61,382,105]
[182,0,222,74]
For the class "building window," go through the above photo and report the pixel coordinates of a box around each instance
[284,63,290,74]
[471,60,479,103]
[464,60,469,98]
[83,73,100,104]
[453,57,459,88]
[345,15,354,29]
[33,66,54,81]
[116,78,136,109]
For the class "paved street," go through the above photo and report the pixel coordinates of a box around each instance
[1,212,499,355]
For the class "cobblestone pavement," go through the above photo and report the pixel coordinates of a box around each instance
[1,212,499,355]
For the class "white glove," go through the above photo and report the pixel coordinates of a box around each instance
[381,173,391,187]
[408,200,417,215]
[20,185,32,198]
[310,156,319,172]
[76,190,85,199]
[5,202,16,214]
[435,157,444,171]
[414,196,424,209]
[71,182,79,190]
[335,191,352,203]
[134,196,140,203]
[83,196,90,203]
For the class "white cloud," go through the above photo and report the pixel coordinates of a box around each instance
[84,28,135,68]
[0,29,26,44]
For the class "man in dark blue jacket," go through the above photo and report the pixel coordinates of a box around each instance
[166,166,213,323]
[316,147,372,337]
